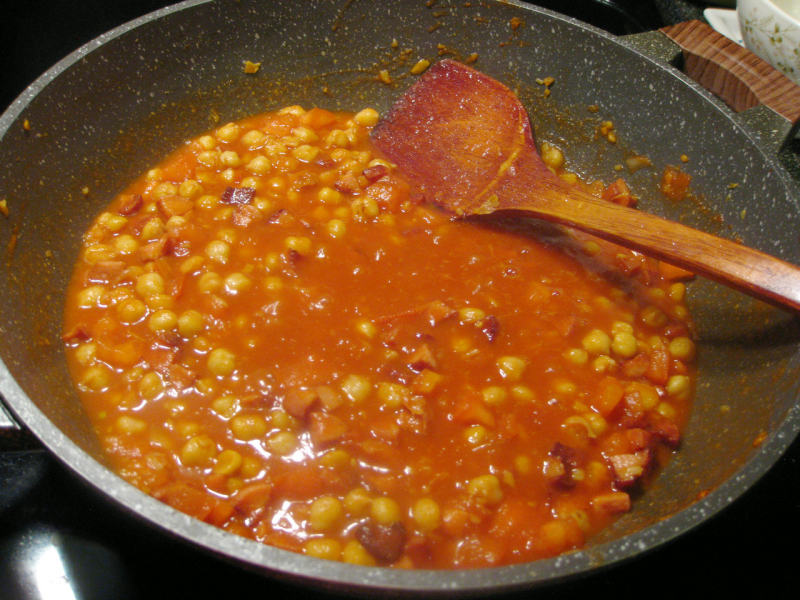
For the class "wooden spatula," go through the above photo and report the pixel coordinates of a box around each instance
[372,59,800,313]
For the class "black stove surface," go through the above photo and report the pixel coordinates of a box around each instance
[1,1,798,598]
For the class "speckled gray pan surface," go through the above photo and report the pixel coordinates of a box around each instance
[0,0,799,595]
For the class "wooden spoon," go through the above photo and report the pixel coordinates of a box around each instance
[372,59,800,312]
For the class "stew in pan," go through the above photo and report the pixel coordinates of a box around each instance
[62,104,694,568]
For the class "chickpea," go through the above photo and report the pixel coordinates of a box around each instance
[224,272,252,295]
[215,122,240,143]
[147,309,177,332]
[564,348,588,365]
[138,372,164,400]
[207,348,235,377]
[77,285,106,308]
[80,365,111,391]
[318,186,342,205]
[152,182,177,200]
[74,343,97,366]
[510,385,535,402]
[340,374,371,403]
[268,431,298,455]
[325,130,350,148]
[304,538,342,561]
[310,496,344,531]
[205,240,231,264]
[640,305,668,328]
[197,272,223,294]
[666,375,691,398]
[135,272,165,298]
[320,449,351,469]
[241,129,266,149]
[230,414,268,440]
[179,179,203,199]
[669,337,695,361]
[292,145,320,163]
[468,474,503,506]
[496,356,527,382]
[214,449,243,475]
[292,126,319,144]
[181,434,216,467]
[343,487,372,516]
[211,395,239,419]
[464,424,489,445]
[284,236,312,256]
[669,282,686,302]
[196,150,219,168]
[412,498,441,532]
[177,309,204,338]
[246,155,271,175]
[481,386,506,406]
[240,456,262,479]
[611,331,638,358]
[582,329,611,355]
[540,142,565,169]
[116,298,147,323]
[353,108,379,127]
[514,454,533,475]
[97,212,127,232]
[140,217,165,241]
[376,382,408,409]
[116,415,147,435]
[342,540,376,566]
[145,294,174,311]
[553,379,577,396]
[327,219,346,238]
[370,496,401,525]
[197,135,216,150]
[113,234,138,254]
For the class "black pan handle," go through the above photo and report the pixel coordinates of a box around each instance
[660,20,800,131]
[0,396,38,450]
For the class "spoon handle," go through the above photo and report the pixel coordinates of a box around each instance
[507,185,800,312]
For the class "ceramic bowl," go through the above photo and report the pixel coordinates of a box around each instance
[738,0,800,84]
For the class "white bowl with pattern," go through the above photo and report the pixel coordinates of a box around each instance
[738,0,800,84]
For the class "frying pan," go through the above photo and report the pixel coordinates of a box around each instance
[1,0,799,595]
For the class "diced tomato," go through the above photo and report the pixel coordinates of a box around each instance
[592,376,624,416]
[155,482,214,520]
[453,394,495,427]
[489,497,539,539]
[300,107,337,129]
[602,178,635,207]
[207,500,235,526]
[591,491,631,514]
[283,387,318,418]
[272,466,325,500]
[453,535,506,568]
[645,343,670,385]
[157,196,193,217]
[233,482,273,517]
[660,165,691,201]
[366,176,409,212]
[622,352,650,378]
[658,261,695,281]
[309,411,348,445]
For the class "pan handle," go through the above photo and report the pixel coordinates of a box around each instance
[0,397,38,450]
[659,20,800,130]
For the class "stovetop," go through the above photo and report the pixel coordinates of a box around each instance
[1,1,797,598]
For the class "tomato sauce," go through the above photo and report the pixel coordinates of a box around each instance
[63,106,694,568]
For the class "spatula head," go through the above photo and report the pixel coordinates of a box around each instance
[372,59,554,215]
